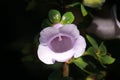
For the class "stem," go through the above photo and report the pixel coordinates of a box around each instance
[66,2,80,8]
[82,68,95,75]
[63,62,69,77]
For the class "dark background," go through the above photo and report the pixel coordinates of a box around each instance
[2,0,120,80]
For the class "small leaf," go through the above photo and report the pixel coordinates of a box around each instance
[99,55,115,64]
[99,42,107,56]
[72,57,88,70]
[86,35,99,50]
[48,9,61,23]
[41,19,52,28]
[80,4,88,16]
[60,12,75,24]
[48,70,62,80]
[86,47,97,59]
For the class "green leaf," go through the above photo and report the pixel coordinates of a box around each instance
[86,47,97,59]
[99,42,107,56]
[72,57,88,70]
[80,4,88,16]
[60,12,75,24]
[41,19,52,28]
[48,9,61,23]
[99,55,115,64]
[48,70,62,80]
[86,35,99,50]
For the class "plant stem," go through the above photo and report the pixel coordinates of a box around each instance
[66,2,80,8]
[82,68,95,75]
[63,62,69,77]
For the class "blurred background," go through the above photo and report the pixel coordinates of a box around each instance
[2,0,120,80]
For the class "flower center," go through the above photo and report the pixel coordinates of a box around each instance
[49,35,73,53]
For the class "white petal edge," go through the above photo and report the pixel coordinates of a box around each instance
[73,36,86,58]
[37,44,55,64]
[53,49,74,62]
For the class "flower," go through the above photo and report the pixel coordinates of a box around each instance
[37,24,86,64]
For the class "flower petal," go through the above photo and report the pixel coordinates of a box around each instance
[59,24,80,38]
[73,36,86,58]
[37,45,55,64]
[53,49,74,62]
[53,23,63,29]
[40,27,59,45]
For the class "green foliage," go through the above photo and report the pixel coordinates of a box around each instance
[86,71,106,80]
[86,35,99,51]
[85,35,115,66]
[66,2,80,8]
[99,55,115,64]
[99,42,107,56]
[41,9,62,28]
[41,9,75,28]
[65,2,88,17]
[85,47,97,59]
[48,9,61,23]
[80,4,88,16]
[60,12,75,24]
[72,57,88,70]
